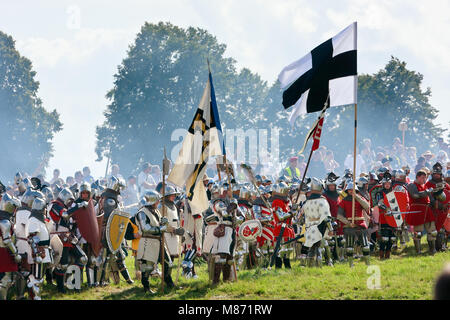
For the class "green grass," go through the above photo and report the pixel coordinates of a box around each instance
[41,240,450,300]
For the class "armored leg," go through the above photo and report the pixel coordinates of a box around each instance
[344,229,355,267]
[413,225,424,255]
[0,273,12,300]
[140,260,156,294]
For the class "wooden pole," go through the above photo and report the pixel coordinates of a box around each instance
[351,103,358,224]
[160,148,168,292]
[294,147,314,204]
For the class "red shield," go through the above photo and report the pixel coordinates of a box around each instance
[72,200,101,256]
[383,188,409,228]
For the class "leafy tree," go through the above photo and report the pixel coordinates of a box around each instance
[0,31,62,182]
[96,22,267,175]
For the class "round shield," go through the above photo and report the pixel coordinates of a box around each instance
[238,219,262,243]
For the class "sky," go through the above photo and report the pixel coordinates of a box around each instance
[1,0,449,180]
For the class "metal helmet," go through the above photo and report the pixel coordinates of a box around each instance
[368,171,379,182]
[41,186,55,204]
[57,188,75,207]
[0,193,21,214]
[380,172,392,184]
[107,175,126,192]
[239,186,251,199]
[273,182,289,195]
[213,200,227,215]
[21,188,45,208]
[325,172,340,186]
[14,172,23,186]
[31,197,46,211]
[345,181,359,192]
[210,183,220,195]
[310,177,324,192]
[376,167,389,177]
[80,182,92,195]
[357,176,368,189]
[343,169,353,179]
[163,185,180,197]
[395,169,406,180]
[140,190,161,207]
[432,162,443,175]
[17,177,33,193]
[255,175,263,183]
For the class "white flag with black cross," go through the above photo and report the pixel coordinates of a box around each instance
[279,22,357,127]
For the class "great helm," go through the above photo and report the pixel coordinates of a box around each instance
[41,186,55,204]
[310,177,324,192]
[107,176,126,193]
[0,193,21,214]
[140,190,161,207]
[57,188,75,206]
[31,197,47,211]
[21,188,45,208]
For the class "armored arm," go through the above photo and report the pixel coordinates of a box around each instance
[355,194,370,211]
[27,232,43,263]
[136,211,162,236]
[0,220,21,263]
[407,183,429,199]
[336,206,351,225]
[274,207,293,222]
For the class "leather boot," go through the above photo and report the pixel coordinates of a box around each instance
[384,251,391,259]
[413,240,421,255]
[212,263,222,285]
[120,269,134,284]
[222,263,232,281]
[283,258,292,269]
[379,250,384,260]
[55,274,66,294]
[428,240,436,255]
[275,256,283,269]
[45,268,53,285]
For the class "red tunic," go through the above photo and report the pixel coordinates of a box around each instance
[425,181,450,231]
[407,182,433,226]
[324,193,343,235]
[0,228,18,272]
[338,198,367,229]
[272,198,295,242]
[256,205,275,248]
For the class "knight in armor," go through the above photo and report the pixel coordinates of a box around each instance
[253,185,275,267]
[180,196,202,279]
[157,185,184,261]
[135,190,177,293]
[209,197,238,285]
[0,193,22,300]
[337,182,371,267]
[27,197,53,299]
[391,169,411,250]
[237,186,258,269]
[97,176,133,286]
[271,182,295,269]
[48,188,88,293]
[406,170,436,255]
[75,183,99,287]
[323,172,344,263]
[374,173,396,259]
[425,163,449,252]
[303,178,333,267]
[14,187,44,299]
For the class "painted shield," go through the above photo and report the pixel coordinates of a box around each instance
[105,209,130,253]
[72,200,101,256]
[442,189,450,232]
[238,219,262,243]
[383,187,409,228]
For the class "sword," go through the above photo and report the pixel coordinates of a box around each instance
[385,210,421,216]
[270,222,286,268]
[281,233,305,246]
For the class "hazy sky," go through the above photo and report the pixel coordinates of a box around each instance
[1,0,449,180]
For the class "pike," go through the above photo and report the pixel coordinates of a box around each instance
[160,147,171,292]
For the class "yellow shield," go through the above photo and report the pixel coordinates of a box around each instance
[106,209,130,253]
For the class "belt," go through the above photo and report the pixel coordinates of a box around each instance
[142,235,160,240]
[16,237,28,241]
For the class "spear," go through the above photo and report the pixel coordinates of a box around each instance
[160,147,170,292]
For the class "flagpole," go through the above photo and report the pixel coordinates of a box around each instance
[351,104,357,225]
[294,147,313,204]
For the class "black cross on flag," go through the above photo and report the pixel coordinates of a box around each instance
[279,22,357,127]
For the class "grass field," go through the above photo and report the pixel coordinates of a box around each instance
[41,240,450,300]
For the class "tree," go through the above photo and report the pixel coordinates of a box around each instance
[96,22,268,175]
[0,31,62,182]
